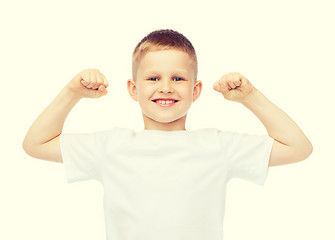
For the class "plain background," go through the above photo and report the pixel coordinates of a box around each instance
[1,0,334,239]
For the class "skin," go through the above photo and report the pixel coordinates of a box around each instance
[22,50,312,166]
[213,72,313,166]
[127,49,202,131]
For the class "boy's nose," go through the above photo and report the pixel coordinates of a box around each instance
[159,80,173,93]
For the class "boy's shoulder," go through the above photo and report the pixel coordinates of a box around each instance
[104,127,246,136]
[73,127,265,145]
[65,127,259,138]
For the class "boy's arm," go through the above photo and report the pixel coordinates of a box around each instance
[213,72,313,167]
[22,69,109,163]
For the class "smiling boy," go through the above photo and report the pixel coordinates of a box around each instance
[128,48,201,131]
[23,29,312,240]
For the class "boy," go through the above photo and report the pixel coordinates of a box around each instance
[23,29,313,240]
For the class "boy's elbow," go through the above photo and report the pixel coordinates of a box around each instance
[22,138,40,158]
[304,141,313,159]
[296,140,313,162]
[22,136,62,163]
[22,139,35,157]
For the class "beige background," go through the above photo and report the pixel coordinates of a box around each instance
[1,0,334,239]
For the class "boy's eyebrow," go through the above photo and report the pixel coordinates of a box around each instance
[144,69,189,75]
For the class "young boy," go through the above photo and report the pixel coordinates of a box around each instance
[23,29,313,240]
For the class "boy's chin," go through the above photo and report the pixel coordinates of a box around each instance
[142,113,187,125]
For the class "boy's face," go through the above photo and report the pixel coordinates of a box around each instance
[127,49,202,130]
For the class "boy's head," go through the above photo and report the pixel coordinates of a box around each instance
[132,29,198,82]
[127,29,202,130]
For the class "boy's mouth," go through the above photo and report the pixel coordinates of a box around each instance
[152,98,179,107]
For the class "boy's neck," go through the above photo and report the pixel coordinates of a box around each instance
[142,114,187,131]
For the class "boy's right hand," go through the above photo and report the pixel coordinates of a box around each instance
[66,69,109,98]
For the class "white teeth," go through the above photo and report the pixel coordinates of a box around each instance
[157,100,174,104]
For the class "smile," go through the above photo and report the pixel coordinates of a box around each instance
[152,99,179,107]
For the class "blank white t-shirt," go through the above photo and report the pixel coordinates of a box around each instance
[60,127,274,240]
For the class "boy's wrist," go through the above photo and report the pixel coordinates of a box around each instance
[241,88,264,108]
[62,85,83,102]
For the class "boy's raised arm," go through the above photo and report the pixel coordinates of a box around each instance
[22,69,109,163]
[213,72,313,167]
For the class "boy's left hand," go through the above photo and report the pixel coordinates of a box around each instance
[213,72,256,103]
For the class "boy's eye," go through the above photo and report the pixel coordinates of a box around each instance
[147,77,184,81]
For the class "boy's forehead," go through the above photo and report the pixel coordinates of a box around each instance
[138,50,195,73]
[143,69,189,75]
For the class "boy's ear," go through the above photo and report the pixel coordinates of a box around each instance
[127,79,138,101]
[193,80,203,102]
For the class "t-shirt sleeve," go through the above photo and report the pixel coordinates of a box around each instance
[219,130,274,186]
[59,131,104,184]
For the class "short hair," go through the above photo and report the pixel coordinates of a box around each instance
[132,29,198,82]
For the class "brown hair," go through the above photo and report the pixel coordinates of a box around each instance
[132,29,198,82]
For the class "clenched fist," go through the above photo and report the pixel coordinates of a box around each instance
[66,69,109,98]
[213,72,256,103]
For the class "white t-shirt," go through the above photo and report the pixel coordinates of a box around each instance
[60,127,274,240]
